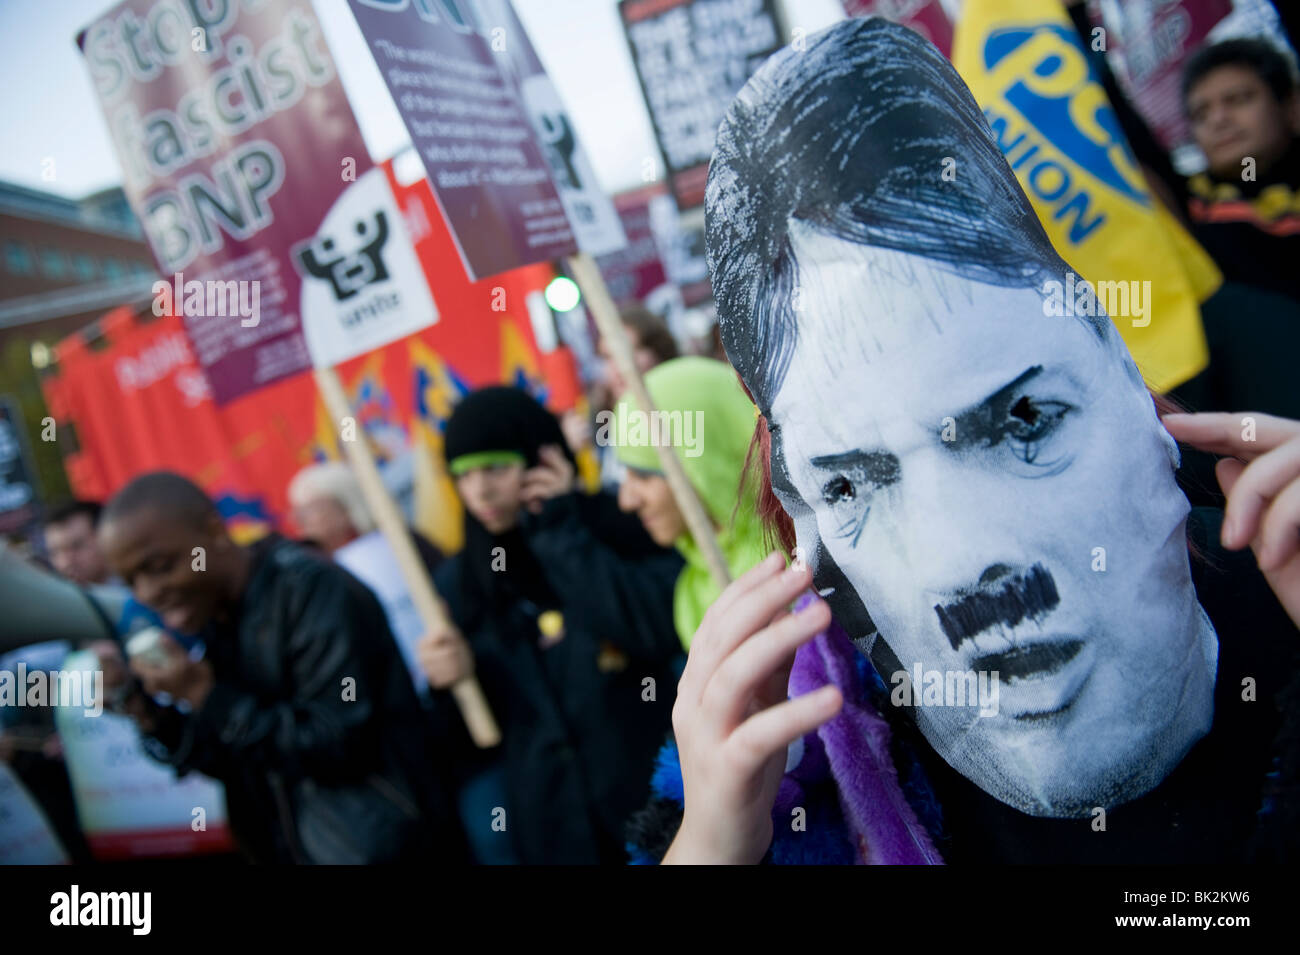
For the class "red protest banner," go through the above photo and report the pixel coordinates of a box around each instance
[41,305,313,542]
[41,164,581,550]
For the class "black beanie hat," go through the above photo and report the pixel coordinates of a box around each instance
[444,386,575,472]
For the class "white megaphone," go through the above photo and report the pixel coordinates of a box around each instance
[0,541,127,653]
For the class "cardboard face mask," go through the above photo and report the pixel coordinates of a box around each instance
[706,18,1218,818]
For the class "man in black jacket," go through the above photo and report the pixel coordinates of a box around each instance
[95,471,466,864]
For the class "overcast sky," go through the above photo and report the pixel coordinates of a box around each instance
[0,0,844,200]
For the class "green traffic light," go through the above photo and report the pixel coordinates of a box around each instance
[544,276,581,312]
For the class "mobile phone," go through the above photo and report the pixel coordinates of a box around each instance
[125,627,172,667]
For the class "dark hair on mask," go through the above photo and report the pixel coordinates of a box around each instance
[707,17,1084,416]
[1182,36,1299,108]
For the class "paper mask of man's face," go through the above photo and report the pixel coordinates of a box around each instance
[707,18,1218,817]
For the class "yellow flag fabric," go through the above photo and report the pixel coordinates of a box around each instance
[569,394,603,494]
[952,0,1219,392]
[410,339,466,555]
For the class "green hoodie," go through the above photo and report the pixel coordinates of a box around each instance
[613,356,768,648]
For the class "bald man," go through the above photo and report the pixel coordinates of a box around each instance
[95,471,467,864]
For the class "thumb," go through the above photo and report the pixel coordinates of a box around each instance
[1216,457,1249,548]
[1216,455,1246,497]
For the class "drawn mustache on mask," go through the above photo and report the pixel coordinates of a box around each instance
[934,563,1060,651]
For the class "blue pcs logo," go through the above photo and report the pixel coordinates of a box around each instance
[983,24,1147,205]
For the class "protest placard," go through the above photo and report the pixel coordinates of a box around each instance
[79,0,498,745]
[348,0,625,281]
[619,0,783,209]
[78,0,436,400]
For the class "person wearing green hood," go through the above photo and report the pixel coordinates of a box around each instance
[612,356,768,648]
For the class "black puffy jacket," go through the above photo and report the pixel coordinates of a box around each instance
[431,491,685,864]
[140,535,467,864]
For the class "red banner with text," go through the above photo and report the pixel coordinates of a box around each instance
[41,164,578,555]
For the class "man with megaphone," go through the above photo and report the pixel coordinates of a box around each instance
[85,470,468,864]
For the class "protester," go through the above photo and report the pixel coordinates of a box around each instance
[287,461,374,553]
[417,386,683,864]
[92,471,467,864]
[598,304,680,401]
[612,356,767,648]
[1181,37,1300,298]
[1169,36,1300,428]
[1065,2,1300,440]
[1067,2,1299,300]
[574,305,684,490]
[288,459,510,860]
[287,460,443,570]
[630,18,1300,865]
[42,500,119,589]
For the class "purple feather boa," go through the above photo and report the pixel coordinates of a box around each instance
[784,592,944,864]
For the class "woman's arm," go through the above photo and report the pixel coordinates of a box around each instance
[662,553,841,864]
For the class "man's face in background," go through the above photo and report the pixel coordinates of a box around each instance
[1187,63,1298,178]
[45,513,110,586]
[768,223,1216,816]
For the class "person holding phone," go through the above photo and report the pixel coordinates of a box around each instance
[417,386,684,864]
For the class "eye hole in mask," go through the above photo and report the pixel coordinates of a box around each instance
[822,475,855,505]
[1009,396,1038,425]
[1004,397,1071,465]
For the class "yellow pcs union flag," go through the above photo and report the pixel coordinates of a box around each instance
[952,0,1220,392]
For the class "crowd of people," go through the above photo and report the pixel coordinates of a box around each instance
[3,12,1300,865]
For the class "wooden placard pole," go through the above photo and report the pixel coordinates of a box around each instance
[565,252,732,591]
[314,366,501,749]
